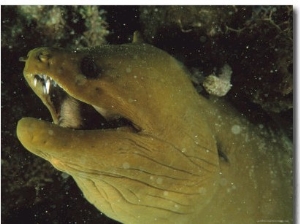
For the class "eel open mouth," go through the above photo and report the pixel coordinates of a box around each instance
[30,73,139,132]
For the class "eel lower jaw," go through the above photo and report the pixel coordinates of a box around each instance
[28,73,141,132]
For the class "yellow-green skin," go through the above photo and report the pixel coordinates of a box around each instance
[17,42,292,223]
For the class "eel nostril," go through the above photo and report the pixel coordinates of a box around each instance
[19,56,28,62]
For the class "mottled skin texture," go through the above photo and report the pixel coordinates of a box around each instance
[17,42,292,223]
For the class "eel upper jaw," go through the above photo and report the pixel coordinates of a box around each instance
[25,72,141,132]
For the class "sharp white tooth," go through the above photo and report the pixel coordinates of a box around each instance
[45,79,50,94]
[34,78,37,86]
[43,85,47,94]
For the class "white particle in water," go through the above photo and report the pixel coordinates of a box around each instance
[231,125,242,134]
[61,172,70,179]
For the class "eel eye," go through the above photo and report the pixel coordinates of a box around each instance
[80,56,100,79]
[38,51,52,62]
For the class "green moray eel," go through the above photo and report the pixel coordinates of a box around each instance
[17,37,292,223]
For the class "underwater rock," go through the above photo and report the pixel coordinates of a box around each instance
[203,63,233,96]
[2,6,109,50]
[139,6,293,115]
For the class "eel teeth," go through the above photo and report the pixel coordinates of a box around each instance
[33,74,59,95]
[45,79,50,94]
[43,85,48,95]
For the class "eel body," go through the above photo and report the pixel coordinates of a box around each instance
[17,40,292,223]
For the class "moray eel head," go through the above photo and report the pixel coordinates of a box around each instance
[17,43,219,223]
